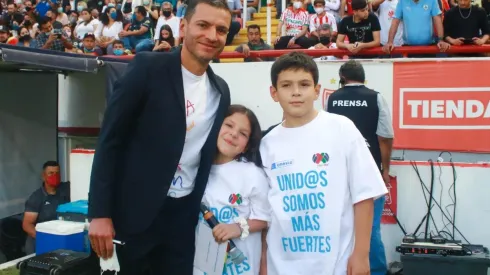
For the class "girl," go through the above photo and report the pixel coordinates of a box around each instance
[152,24,175,52]
[193,105,271,275]
[74,8,98,40]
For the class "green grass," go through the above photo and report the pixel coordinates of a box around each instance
[0,267,19,275]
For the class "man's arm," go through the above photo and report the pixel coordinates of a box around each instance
[88,53,150,219]
[376,94,394,174]
[22,193,41,239]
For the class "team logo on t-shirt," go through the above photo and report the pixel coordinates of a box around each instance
[228,193,243,205]
[312,153,329,166]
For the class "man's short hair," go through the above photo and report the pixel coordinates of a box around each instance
[339,60,365,83]
[351,0,367,10]
[247,24,260,32]
[135,5,146,15]
[184,0,231,20]
[313,0,326,5]
[270,52,319,88]
[43,161,59,170]
[38,16,51,27]
[162,1,173,9]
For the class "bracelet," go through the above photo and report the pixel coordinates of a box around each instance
[234,217,250,240]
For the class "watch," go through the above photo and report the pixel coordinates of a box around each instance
[234,217,250,240]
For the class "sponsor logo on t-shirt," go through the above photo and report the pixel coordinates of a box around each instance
[271,159,294,170]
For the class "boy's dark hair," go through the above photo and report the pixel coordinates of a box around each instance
[270,52,319,88]
[339,60,365,83]
[247,24,260,32]
[43,161,59,170]
[38,16,51,27]
[226,104,263,168]
[351,0,367,10]
[313,0,326,5]
[184,0,231,21]
[135,5,146,15]
[113,39,124,46]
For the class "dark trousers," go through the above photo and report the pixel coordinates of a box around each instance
[226,21,241,45]
[274,35,311,49]
[114,195,197,275]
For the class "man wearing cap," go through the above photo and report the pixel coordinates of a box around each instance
[336,0,381,57]
[77,33,104,56]
[0,25,10,44]
[326,60,393,275]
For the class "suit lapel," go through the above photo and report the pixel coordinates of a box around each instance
[169,49,186,113]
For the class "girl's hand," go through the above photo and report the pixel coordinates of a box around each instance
[212,223,241,243]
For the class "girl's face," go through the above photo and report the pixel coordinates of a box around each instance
[20,27,29,36]
[216,112,251,162]
[81,10,90,20]
[161,29,170,39]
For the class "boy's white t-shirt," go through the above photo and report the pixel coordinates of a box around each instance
[260,111,387,275]
[193,160,271,275]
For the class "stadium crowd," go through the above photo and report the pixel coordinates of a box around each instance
[0,0,489,59]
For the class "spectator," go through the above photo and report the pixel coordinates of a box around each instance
[111,39,133,55]
[382,0,450,56]
[152,23,175,51]
[36,16,74,51]
[176,0,187,17]
[142,0,159,20]
[102,0,117,12]
[226,0,242,45]
[372,0,404,50]
[154,1,180,46]
[2,2,23,29]
[443,0,489,54]
[336,0,381,56]
[318,0,341,19]
[91,8,101,23]
[74,8,98,40]
[95,6,124,54]
[235,24,275,62]
[119,5,154,52]
[0,25,10,43]
[340,0,354,18]
[68,10,79,25]
[77,1,88,13]
[309,0,338,45]
[35,0,52,17]
[55,4,70,25]
[245,0,259,21]
[45,9,56,24]
[309,23,341,60]
[21,14,36,38]
[77,32,104,55]
[274,0,311,49]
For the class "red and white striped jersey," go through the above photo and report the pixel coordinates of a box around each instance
[309,12,338,33]
[280,7,310,36]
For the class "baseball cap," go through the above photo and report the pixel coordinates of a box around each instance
[0,25,9,33]
[83,32,95,39]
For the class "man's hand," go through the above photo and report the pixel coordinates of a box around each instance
[347,251,370,275]
[89,218,115,259]
[314,43,327,49]
[382,42,394,54]
[47,33,57,43]
[473,37,486,46]
[241,44,251,57]
[448,37,464,46]
[437,40,450,52]
[212,223,241,243]
[274,36,280,45]
[382,169,390,185]
[287,37,296,48]
[119,30,129,37]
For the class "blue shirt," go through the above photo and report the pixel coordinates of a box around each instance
[35,0,51,17]
[394,0,441,45]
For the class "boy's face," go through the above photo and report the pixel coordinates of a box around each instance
[270,69,320,119]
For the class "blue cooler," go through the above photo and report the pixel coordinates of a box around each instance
[56,200,90,253]
[35,220,85,255]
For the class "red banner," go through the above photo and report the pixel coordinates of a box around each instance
[393,61,490,152]
[381,176,397,224]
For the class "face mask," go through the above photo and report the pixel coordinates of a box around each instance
[319,36,330,45]
[98,1,103,5]
[12,24,19,30]
[64,30,71,37]
[162,10,171,17]
[58,7,63,13]
[19,34,30,41]
[26,6,32,12]
[315,7,324,14]
[293,1,302,9]
[116,3,122,9]
[132,13,137,20]
[110,11,118,19]
[143,0,150,5]
[113,48,124,55]
[46,174,61,187]
[107,3,115,7]
[77,5,84,11]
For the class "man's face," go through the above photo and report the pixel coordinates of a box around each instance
[459,0,471,8]
[113,43,124,50]
[91,9,99,18]
[46,10,54,19]
[41,22,53,33]
[318,29,331,39]
[25,1,32,8]
[135,11,143,20]
[0,32,8,43]
[270,69,320,119]
[353,6,369,20]
[7,4,16,14]
[313,2,325,13]
[247,27,261,44]
[161,4,172,15]
[83,37,95,49]
[42,166,60,182]
[180,3,231,63]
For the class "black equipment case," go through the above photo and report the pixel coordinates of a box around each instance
[17,249,99,275]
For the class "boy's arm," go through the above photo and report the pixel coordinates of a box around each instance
[353,198,374,256]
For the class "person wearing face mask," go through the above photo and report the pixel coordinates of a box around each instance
[119,5,154,52]
[274,0,312,49]
[35,0,52,17]
[75,8,97,39]
[111,39,133,55]
[309,23,342,60]
[55,4,70,25]
[17,26,37,47]
[308,0,337,45]
[22,161,71,255]
[154,1,180,46]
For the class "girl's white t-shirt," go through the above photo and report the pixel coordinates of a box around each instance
[193,160,271,275]
[260,111,388,275]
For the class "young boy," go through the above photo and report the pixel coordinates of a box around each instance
[260,52,388,275]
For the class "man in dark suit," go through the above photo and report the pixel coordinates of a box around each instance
[87,0,232,273]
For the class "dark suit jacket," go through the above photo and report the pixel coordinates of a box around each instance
[88,50,231,236]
